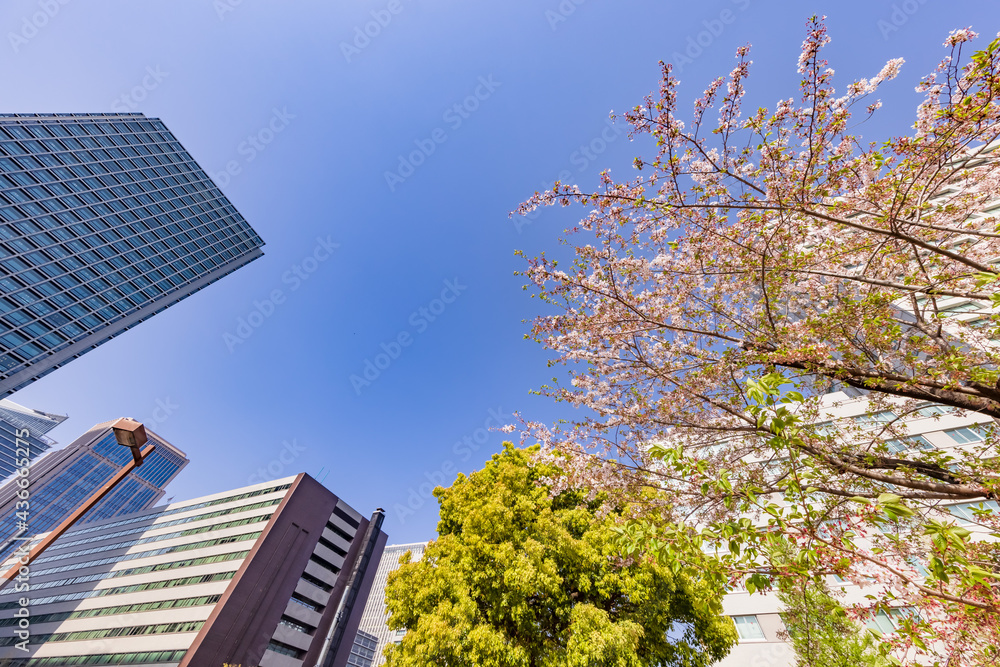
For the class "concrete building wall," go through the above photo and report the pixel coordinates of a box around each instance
[712,391,998,666]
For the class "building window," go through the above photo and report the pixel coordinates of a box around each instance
[866,608,916,634]
[279,615,316,635]
[949,500,999,523]
[883,435,933,453]
[915,404,948,418]
[944,426,989,444]
[732,615,766,641]
[267,640,306,659]
[854,411,897,426]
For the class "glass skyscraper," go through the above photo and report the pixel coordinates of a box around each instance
[0,417,189,561]
[0,398,65,480]
[0,112,264,397]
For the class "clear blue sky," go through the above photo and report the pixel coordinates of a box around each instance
[2,0,995,543]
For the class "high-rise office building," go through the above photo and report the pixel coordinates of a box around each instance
[0,418,189,561]
[0,474,387,667]
[0,398,65,479]
[0,112,264,397]
[353,542,427,665]
[0,399,65,439]
[346,630,379,667]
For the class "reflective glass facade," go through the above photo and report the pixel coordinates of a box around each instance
[0,421,188,560]
[0,398,64,479]
[0,112,264,397]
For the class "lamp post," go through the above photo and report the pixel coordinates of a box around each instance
[0,418,156,589]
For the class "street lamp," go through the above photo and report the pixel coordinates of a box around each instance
[0,418,157,589]
[111,417,149,465]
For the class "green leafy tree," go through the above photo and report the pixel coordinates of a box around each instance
[382,444,736,667]
[772,545,892,667]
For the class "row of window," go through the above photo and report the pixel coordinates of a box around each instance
[28,549,249,593]
[50,495,280,552]
[310,552,342,576]
[46,483,289,542]
[334,506,361,529]
[279,614,316,635]
[1,620,204,646]
[0,147,192,203]
[0,649,188,667]
[0,220,251,294]
[302,571,334,592]
[318,533,349,558]
[0,197,249,263]
[289,591,324,613]
[0,222,254,322]
[950,500,999,522]
[0,156,200,208]
[878,426,987,452]
[267,639,306,659]
[0,118,168,144]
[0,481,281,566]
[0,190,245,254]
[0,143,188,182]
[0,426,51,477]
[327,520,355,543]
[0,135,183,163]
[731,607,915,643]
[0,570,236,610]
[883,434,932,452]
[0,178,237,254]
[13,531,262,586]
[0,208,252,299]
[0,211,231,286]
[34,512,268,568]
[0,594,222,627]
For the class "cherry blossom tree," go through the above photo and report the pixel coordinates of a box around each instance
[515,17,1000,665]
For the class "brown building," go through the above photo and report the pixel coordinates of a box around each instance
[0,473,386,667]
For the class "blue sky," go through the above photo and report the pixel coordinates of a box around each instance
[1,0,996,543]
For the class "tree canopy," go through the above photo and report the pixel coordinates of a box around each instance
[515,17,1000,665]
[382,444,736,667]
